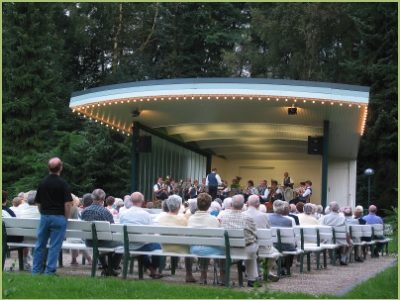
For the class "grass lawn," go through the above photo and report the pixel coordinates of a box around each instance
[341,264,398,299]
[1,272,333,299]
[2,264,397,299]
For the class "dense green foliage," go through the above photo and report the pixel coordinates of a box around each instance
[2,3,397,209]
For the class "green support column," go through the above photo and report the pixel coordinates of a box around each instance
[130,122,140,193]
[321,120,329,208]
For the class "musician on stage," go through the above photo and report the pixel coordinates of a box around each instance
[259,180,270,204]
[182,178,192,200]
[153,177,168,200]
[168,178,178,196]
[282,172,294,188]
[244,180,259,202]
[270,180,283,200]
[206,168,222,201]
[218,181,230,200]
[290,180,312,205]
[199,178,208,193]
[188,180,201,199]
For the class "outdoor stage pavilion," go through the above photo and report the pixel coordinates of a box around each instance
[69,78,370,208]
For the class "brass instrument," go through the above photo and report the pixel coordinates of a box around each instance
[161,175,170,195]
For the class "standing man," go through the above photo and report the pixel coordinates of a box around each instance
[282,172,294,188]
[32,158,72,275]
[206,168,222,201]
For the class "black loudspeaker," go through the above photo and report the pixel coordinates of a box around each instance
[308,136,323,155]
[134,136,152,153]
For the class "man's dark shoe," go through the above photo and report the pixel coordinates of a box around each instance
[280,269,286,276]
[247,280,262,288]
[339,260,348,265]
[101,270,120,277]
[373,249,380,257]
[355,257,364,263]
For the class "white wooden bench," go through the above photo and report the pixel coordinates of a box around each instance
[256,228,282,280]
[2,218,120,277]
[360,224,375,258]
[370,223,393,257]
[271,227,304,276]
[112,224,250,287]
[297,226,325,270]
[347,224,365,262]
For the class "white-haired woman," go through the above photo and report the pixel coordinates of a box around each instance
[157,195,196,283]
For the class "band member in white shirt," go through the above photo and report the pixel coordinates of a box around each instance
[244,180,259,202]
[153,177,168,200]
[199,178,208,193]
[259,180,270,204]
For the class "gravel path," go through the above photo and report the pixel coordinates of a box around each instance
[4,250,397,296]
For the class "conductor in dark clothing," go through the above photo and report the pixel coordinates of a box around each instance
[206,168,222,201]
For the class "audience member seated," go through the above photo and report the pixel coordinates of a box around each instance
[268,200,297,276]
[318,202,353,265]
[298,203,318,226]
[188,193,225,285]
[343,206,363,262]
[362,205,386,257]
[208,201,221,216]
[106,196,119,220]
[220,195,262,287]
[314,205,323,219]
[80,189,123,277]
[10,197,24,216]
[157,195,196,283]
[2,190,16,218]
[119,192,163,279]
[244,195,279,282]
[68,194,92,266]
[18,191,40,219]
[184,198,197,220]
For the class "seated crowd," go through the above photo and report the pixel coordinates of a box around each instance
[3,186,389,287]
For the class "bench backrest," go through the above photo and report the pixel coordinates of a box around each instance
[271,227,296,245]
[370,224,384,237]
[3,217,40,239]
[348,224,363,239]
[332,226,347,242]
[112,224,246,248]
[298,226,318,244]
[360,224,373,237]
[256,228,274,247]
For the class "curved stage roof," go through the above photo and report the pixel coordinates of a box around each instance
[70,78,370,160]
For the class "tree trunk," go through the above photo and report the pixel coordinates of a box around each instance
[112,2,123,74]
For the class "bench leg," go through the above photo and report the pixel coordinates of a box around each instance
[122,255,129,279]
[299,253,304,274]
[171,257,177,275]
[58,250,63,268]
[159,256,165,274]
[91,251,98,278]
[316,251,321,270]
[225,258,230,287]
[138,256,144,279]
[277,256,282,277]
[237,261,244,287]
[306,253,311,272]
[286,256,291,276]
[82,256,86,265]
[17,248,24,271]
[129,257,134,275]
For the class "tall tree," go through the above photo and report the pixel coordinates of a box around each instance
[2,3,65,191]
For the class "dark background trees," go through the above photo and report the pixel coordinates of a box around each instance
[2,2,397,213]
